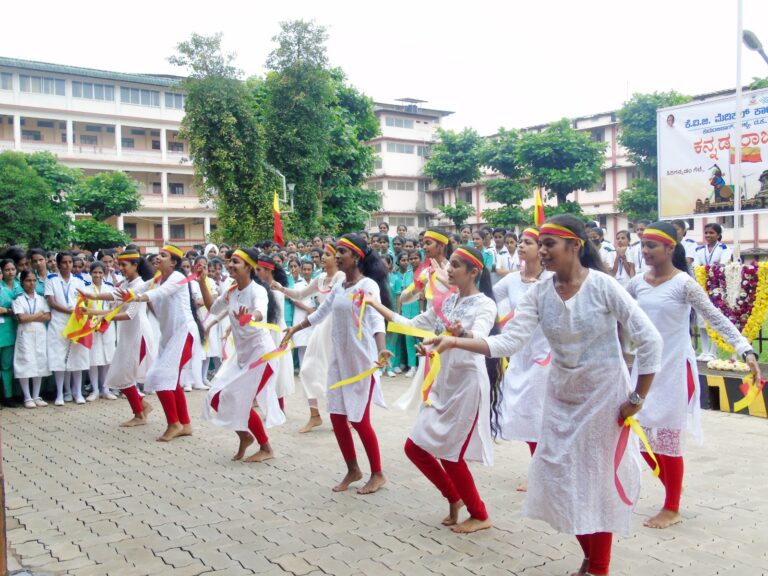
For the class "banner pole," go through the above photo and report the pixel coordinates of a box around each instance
[733,0,744,261]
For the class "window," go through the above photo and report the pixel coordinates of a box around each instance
[165,92,185,110]
[590,171,606,192]
[598,215,607,228]
[625,168,638,188]
[72,81,114,101]
[433,191,445,207]
[418,180,429,192]
[80,135,98,145]
[417,145,430,157]
[717,216,744,228]
[460,189,473,203]
[591,129,605,142]
[21,130,42,141]
[170,224,185,239]
[374,157,382,170]
[388,180,415,191]
[85,124,102,132]
[152,140,161,150]
[121,138,135,149]
[169,183,185,195]
[373,142,381,153]
[36,120,54,128]
[152,182,161,194]
[19,75,65,95]
[386,142,415,154]
[130,129,146,136]
[367,181,383,191]
[123,223,137,238]
[0,72,11,90]
[168,142,184,152]
[385,117,414,129]
[106,126,115,134]
[60,133,67,143]
[120,87,160,107]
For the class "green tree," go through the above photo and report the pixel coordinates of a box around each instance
[0,151,72,248]
[70,171,141,221]
[439,200,475,229]
[424,128,482,197]
[70,220,130,252]
[481,128,531,228]
[25,151,83,202]
[517,119,605,206]
[748,76,768,90]
[171,34,277,245]
[617,177,658,221]
[617,91,690,178]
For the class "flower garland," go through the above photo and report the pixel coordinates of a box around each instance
[695,262,768,353]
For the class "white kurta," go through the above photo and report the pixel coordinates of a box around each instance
[485,271,662,536]
[44,273,90,371]
[393,292,496,464]
[288,278,314,348]
[138,271,204,392]
[272,290,295,398]
[202,281,285,431]
[192,278,222,359]
[307,276,386,422]
[86,283,117,367]
[103,276,158,390]
[627,273,750,455]
[12,294,50,378]
[493,271,553,443]
[297,271,345,401]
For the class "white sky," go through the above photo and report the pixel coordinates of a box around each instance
[5,0,768,134]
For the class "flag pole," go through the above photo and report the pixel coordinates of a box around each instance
[733,0,744,261]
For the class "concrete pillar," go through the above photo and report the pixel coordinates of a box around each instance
[204,217,211,239]
[161,172,168,205]
[160,128,167,161]
[66,119,73,154]
[115,123,122,158]
[116,215,124,231]
[162,215,169,244]
[13,114,21,150]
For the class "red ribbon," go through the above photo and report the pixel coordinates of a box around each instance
[238,313,253,327]
[533,353,552,367]
[613,420,633,506]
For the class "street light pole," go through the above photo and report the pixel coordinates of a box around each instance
[743,30,768,66]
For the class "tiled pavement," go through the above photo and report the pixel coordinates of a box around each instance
[2,375,767,575]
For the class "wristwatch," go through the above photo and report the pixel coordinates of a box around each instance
[742,349,757,361]
[628,391,645,406]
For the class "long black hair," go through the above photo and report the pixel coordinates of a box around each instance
[118,252,155,281]
[424,227,453,260]
[648,221,688,273]
[167,247,205,340]
[546,215,607,273]
[453,245,503,437]
[242,248,277,325]
[340,234,393,309]
[257,253,289,288]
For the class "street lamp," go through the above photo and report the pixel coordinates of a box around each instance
[743,30,768,66]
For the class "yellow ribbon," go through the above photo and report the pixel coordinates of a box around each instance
[249,341,294,369]
[357,298,366,340]
[626,416,660,478]
[733,374,765,412]
[386,322,435,340]
[329,366,379,390]
[248,321,282,332]
[386,322,448,405]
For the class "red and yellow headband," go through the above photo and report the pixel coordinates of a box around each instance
[539,223,585,246]
[337,237,365,259]
[642,228,677,246]
[454,247,484,269]
[424,230,449,245]
[521,227,540,240]
[117,251,141,261]
[162,244,184,259]
[233,249,258,270]
[324,243,337,255]
[257,257,275,271]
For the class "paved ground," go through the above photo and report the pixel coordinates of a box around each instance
[2,374,768,576]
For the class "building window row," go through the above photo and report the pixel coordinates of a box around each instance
[120,87,160,107]
[72,81,115,101]
[165,92,185,110]
[388,180,415,191]
[0,72,11,90]
[20,75,65,96]
[385,116,414,129]
[368,181,383,191]
[387,142,414,154]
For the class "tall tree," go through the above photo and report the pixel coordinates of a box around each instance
[517,119,605,207]
[25,151,84,202]
[0,151,72,248]
[424,128,483,195]
[481,128,531,228]
[439,200,475,229]
[171,33,277,245]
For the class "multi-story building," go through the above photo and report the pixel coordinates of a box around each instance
[0,56,215,251]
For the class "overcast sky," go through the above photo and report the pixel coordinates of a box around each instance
[5,0,768,134]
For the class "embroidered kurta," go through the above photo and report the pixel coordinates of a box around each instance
[493,271,553,443]
[393,292,496,464]
[45,273,90,371]
[202,281,284,431]
[484,271,662,536]
[307,277,386,422]
[86,282,116,367]
[12,293,50,379]
[271,290,295,398]
[627,273,750,455]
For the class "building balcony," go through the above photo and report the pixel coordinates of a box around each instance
[130,237,207,251]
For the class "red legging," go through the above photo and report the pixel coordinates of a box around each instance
[403,417,488,521]
[575,532,612,576]
[329,378,382,474]
[642,451,684,512]
[209,365,273,445]
[155,333,193,426]
[123,385,144,416]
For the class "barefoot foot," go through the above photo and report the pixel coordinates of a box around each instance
[450,517,492,533]
[299,415,323,433]
[157,422,184,442]
[644,508,682,529]
[179,424,193,437]
[332,469,364,492]
[516,479,528,492]
[441,500,465,526]
[141,400,153,417]
[357,472,387,495]
[243,448,274,463]
[233,433,254,461]
[120,415,147,427]
[570,558,589,576]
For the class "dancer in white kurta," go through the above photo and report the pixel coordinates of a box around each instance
[367,245,499,533]
[117,245,203,442]
[492,227,553,492]
[276,244,344,432]
[397,229,456,412]
[45,252,90,405]
[284,234,392,495]
[85,262,118,401]
[13,271,50,408]
[425,217,663,576]
[200,248,285,463]
[627,222,760,530]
